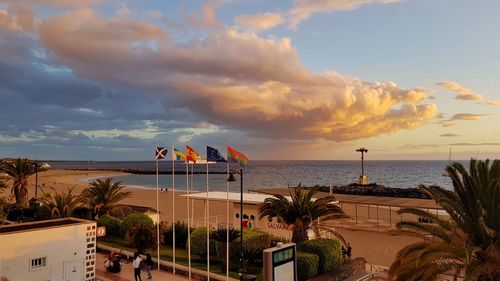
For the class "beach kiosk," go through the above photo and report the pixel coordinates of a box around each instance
[263,243,297,281]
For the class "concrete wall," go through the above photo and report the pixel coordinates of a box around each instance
[233,203,292,240]
[0,221,96,281]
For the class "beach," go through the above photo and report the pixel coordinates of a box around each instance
[27,169,423,267]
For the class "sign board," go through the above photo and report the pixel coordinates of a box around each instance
[96,226,106,237]
[263,243,297,281]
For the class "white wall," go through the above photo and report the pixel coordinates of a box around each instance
[232,203,292,240]
[0,221,96,281]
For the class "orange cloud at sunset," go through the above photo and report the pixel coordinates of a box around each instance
[35,10,437,142]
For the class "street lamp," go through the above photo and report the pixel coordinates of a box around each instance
[227,167,244,281]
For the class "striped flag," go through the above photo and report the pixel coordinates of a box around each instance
[173,148,186,161]
[227,146,248,166]
[155,147,168,160]
[186,145,200,163]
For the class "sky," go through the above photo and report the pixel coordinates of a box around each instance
[0,0,499,161]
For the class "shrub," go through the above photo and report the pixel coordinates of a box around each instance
[97,215,121,236]
[120,213,154,237]
[189,227,216,260]
[163,221,192,248]
[126,222,157,253]
[299,239,341,273]
[296,252,319,281]
[242,229,272,263]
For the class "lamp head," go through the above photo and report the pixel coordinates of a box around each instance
[227,173,236,182]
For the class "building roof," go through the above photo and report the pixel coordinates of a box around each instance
[182,191,338,205]
[0,217,94,235]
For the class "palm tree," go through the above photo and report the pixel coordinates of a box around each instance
[259,185,347,244]
[211,227,240,273]
[39,187,81,218]
[80,178,132,217]
[389,159,500,281]
[0,158,38,207]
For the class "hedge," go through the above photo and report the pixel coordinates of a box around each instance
[190,227,216,260]
[299,238,341,273]
[120,213,154,237]
[163,221,192,248]
[296,252,319,281]
[97,215,121,236]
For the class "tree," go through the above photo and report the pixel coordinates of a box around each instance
[389,159,500,281]
[0,158,38,207]
[125,222,158,254]
[39,187,81,218]
[211,227,240,273]
[80,178,132,217]
[259,185,347,244]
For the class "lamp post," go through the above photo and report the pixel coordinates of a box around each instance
[227,167,244,281]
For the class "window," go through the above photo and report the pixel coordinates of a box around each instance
[30,257,47,270]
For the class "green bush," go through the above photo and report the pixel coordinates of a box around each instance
[299,239,341,273]
[243,229,273,263]
[163,221,192,248]
[297,252,319,281]
[120,213,154,237]
[97,215,121,236]
[189,227,216,260]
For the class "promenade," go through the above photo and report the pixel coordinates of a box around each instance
[95,253,189,281]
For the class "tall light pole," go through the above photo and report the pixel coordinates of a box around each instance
[227,167,244,281]
[356,147,368,185]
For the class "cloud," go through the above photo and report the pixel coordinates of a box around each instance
[187,4,221,29]
[235,12,284,31]
[439,133,459,137]
[449,113,484,121]
[436,81,484,101]
[32,9,438,142]
[0,7,35,32]
[288,0,401,29]
[0,0,106,8]
[486,100,500,106]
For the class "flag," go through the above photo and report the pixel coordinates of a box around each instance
[155,147,168,160]
[207,146,227,163]
[227,146,248,166]
[186,145,200,163]
[173,148,186,161]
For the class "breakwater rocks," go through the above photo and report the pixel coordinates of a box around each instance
[312,183,431,199]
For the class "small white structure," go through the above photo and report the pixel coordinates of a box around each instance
[0,218,97,281]
[184,192,339,239]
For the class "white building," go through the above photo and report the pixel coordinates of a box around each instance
[0,218,97,281]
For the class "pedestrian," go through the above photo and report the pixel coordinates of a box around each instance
[145,253,153,280]
[347,243,352,259]
[133,253,142,281]
[341,245,347,260]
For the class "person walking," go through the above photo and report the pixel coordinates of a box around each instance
[133,253,143,281]
[347,243,352,259]
[145,253,153,280]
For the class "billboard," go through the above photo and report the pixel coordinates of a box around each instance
[263,243,296,281]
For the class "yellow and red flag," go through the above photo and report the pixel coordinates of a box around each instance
[186,145,200,163]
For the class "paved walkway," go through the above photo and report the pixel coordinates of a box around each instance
[95,253,189,281]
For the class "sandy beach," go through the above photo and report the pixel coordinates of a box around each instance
[20,169,422,267]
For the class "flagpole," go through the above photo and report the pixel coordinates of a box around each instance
[206,149,210,281]
[156,157,160,270]
[186,156,191,279]
[226,147,230,280]
[172,145,176,279]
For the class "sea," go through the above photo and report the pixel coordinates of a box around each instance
[46,160,462,192]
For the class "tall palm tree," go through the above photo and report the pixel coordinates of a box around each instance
[80,178,132,217]
[389,159,500,281]
[39,187,81,218]
[0,158,38,207]
[259,185,347,244]
[211,227,240,273]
